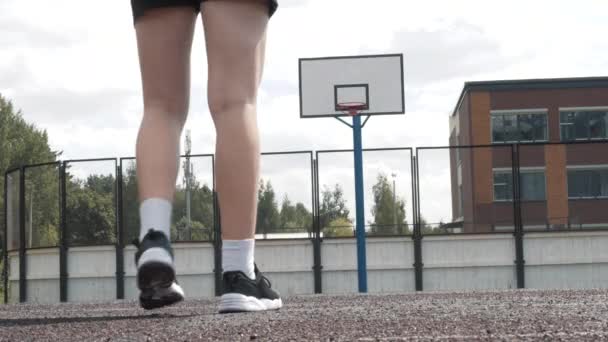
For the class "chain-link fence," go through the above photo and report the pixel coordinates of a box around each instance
[120,155,215,245]
[65,159,117,246]
[3,141,608,302]
[317,148,414,237]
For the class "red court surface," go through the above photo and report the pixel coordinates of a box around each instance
[1,289,607,341]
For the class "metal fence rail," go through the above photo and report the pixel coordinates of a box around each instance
[2,141,608,302]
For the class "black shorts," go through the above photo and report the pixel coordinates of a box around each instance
[131,0,278,22]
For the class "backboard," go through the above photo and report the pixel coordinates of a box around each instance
[298,54,404,118]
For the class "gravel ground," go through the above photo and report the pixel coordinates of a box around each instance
[1,289,607,341]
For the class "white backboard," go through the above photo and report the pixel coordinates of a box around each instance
[298,54,404,118]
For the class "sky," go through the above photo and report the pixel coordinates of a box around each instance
[2,0,608,225]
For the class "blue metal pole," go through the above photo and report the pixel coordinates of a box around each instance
[352,115,368,293]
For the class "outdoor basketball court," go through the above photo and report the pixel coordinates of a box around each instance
[4,37,608,342]
[1,289,607,340]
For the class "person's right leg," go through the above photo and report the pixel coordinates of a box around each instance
[202,0,281,312]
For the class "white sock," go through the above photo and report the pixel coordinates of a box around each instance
[222,239,255,280]
[139,198,172,241]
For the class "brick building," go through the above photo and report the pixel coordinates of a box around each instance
[449,77,608,232]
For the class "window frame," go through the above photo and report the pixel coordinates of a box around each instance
[493,167,546,202]
[567,164,608,200]
[493,170,512,202]
[559,106,608,142]
[490,109,549,144]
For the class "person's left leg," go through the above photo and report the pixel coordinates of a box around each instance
[133,4,197,309]
[201,0,281,313]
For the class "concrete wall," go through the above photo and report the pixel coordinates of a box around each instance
[321,237,414,294]
[423,234,516,290]
[28,248,60,304]
[524,231,608,289]
[8,251,19,304]
[68,246,116,302]
[6,232,608,303]
[255,239,315,296]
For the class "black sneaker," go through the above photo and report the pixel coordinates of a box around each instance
[138,282,185,310]
[219,264,282,313]
[133,229,184,310]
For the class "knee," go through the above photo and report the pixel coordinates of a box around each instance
[207,87,256,118]
[143,97,189,128]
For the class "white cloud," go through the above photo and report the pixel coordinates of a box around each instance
[3,0,608,224]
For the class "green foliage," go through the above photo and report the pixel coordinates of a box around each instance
[0,94,58,172]
[123,159,216,243]
[1,94,59,249]
[256,180,280,234]
[4,172,22,251]
[172,155,215,241]
[420,217,449,235]
[324,217,354,237]
[122,163,140,243]
[279,196,312,233]
[86,174,115,194]
[171,217,211,241]
[319,184,351,231]
[36,222,60,247]
[65,174,116,245]
[255,180,312,236]
[173,184,214,241]
[23,165,61,248]
[369,173,409,236]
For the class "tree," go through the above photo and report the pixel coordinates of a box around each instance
[279,196,312,234]
[319,184,351,231]
[24,165,61,248]
[324,217,354,237]
[121,158,215,244]
[172,136,213,241]
[86,174,115,194]
[420,217,449,235]
[65,173,116,245]
[256,179,280,234]
[172,217,210,241]
[173,180,214,242]
[1,94,60,250]
[122,162,140,244]
[279,196,296,231]
[294,202,313,233]
[369,173,409,236]
[0,95,58,171]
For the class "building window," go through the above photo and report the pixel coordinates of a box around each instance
[520,172,546,201]
[493,172,512,201]
[492,111,548,143]
[560,109,608,141]
[494,170,546,201]
[567,167,608,199]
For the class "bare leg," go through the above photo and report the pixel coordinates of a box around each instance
[203,0,282,313]
[202,0,269,240]
[135,7,196,202]
[133,6,196,309]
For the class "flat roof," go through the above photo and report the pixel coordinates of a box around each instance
[451,76,608,116]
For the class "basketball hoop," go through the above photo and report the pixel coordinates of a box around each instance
[298,54,405,293]
[337,102,367,116]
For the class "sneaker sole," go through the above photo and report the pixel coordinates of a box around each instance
[137,248,175,290]
[218,293,283,313]
[140,283,185,310]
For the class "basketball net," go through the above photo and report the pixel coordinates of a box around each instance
[337,102,366,116]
